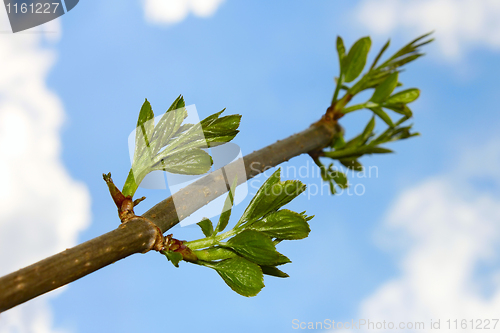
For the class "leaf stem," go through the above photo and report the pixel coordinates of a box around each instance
[331,74,343,105]
[185,225,242,250]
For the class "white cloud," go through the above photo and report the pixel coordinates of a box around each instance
[142,0,225,24]
[0,9,90,333]
[354,0,500,59]
[350,146,500,332]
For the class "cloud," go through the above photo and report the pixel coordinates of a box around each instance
[142,0,225,24]
[354,0,500,59]
[351,146,500,332]
[0,10,90,333]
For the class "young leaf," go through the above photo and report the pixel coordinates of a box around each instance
[197,218,214,237]
[336,36,346,69]
[383,103,413,117]
[260,265,289,278]
[200,109,224,125]
[193,247,238,261]
[370,39,390,70]
[332,132,346,149]
[201,110,241,147]
[343,37,371,83]
[360,116,376,144]
[151,148,212,175]
[370,72,399,103]
[167,94,185,112]
[363,147,394,154]
[215,176,238,234]
[133,99,155,164]
[388,53,423,69]
[275,253,291,266]
[224,230,281,266]
[348,33,432,95]
[386,88,420,104]
[339,158,363,172]
[203,257,264,297]
[163,250,183,268]
[332,171,348,189]
[150,106,187,155]
[385,32,433,65]
[369,107,394,127]
[344,132,364,149]
[249,209,311,240]
[238,169,306,225]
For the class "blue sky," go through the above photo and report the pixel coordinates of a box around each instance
[1,1,500,332]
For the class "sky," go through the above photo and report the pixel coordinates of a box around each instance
[1,0,500,332]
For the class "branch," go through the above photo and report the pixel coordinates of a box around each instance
[0,118,338,312]
[0,32,433,310]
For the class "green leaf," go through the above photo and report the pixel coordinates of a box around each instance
[152,148,212,175]
[383,103,413,117]
[370,107,394,127]
[363,147,394,154]
[200,110,224,127]
[167,94,185,112]
[205,257,264,297]
[336,36,346,69]
[333,135,346,149]
[370,72,399,103]
[386,88,420,104]
[150,104,187,155]
[331,131,346,149]
[249,209,311,240]
[123,98,243,198]
[332,171,348,189]
[163,250,183,268]
[344,133,364,149]
[197,218,214,237]
[215,176,238,234]
[201,110,241,147]
[376,32,433,73]
[360,116,376,144]
[339,158,363,172]
[394,115,410,127]
[193,247,238,261]
[260,265,289,278]
[389,126,419,142]
[225,230,280,266]
[343,37,371,83]
[313,160,339,195]
[370,39,390,70]
[389,53,423,69]
[387,32,433,63]
[349,33,432,95]
[276,253,291,266]
[133,99,155,164]
[323,149,361,160]
[238,169,306,225]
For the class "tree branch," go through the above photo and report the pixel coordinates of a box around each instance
[0,118,338,312]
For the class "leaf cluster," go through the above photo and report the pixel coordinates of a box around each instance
[163,169,313,297]
[318,33,432,194]
[122,96,241,197]
[315,115,418,194]
[335,32,433,99]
